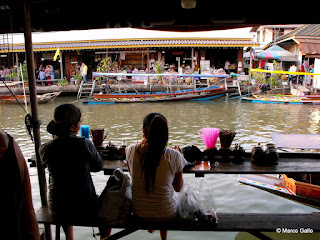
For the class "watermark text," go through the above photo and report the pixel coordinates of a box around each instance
[276,228,313,234]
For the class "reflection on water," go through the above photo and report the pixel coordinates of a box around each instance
[309,108,320,134]
[1,97,320,239]
[2,97,320,158]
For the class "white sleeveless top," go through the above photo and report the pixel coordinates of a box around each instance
[126,144,187,220]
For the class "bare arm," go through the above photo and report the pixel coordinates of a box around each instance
[172,170,184,192]
[14,140,40,240]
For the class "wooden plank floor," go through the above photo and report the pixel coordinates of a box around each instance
[36,207,320,232]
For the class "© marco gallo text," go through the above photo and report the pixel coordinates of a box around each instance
[276,228,313,234]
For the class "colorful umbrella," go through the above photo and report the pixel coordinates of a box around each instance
[258,51,280,59]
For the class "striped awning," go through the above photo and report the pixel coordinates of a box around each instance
[1,39,258,52]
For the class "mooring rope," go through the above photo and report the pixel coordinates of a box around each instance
[1,79,36,141]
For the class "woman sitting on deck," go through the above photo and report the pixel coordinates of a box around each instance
[126,112,187,240]
[40,104,110,239]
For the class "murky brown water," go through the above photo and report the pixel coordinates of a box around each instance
[1,96,319,239]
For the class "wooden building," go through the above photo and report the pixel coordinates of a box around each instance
[0,27,258,81]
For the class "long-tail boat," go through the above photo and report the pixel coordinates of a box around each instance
[83,72,231,104]
[238,174,320,209]
[0,91,61,104]
[83,86,231,104]
[242,94,320,104]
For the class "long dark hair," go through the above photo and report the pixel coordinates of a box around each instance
[139,112,168,193]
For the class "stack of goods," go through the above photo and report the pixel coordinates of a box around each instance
[219,129,236,149]
[212,68,226,75]
[251,143,279,166]
[97,141,126,161]
[216,129,236,162]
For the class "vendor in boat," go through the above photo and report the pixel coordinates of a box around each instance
[126,113,187,240]
[40,104,111,238]
[100,84,111,94]
[0,130,40,240]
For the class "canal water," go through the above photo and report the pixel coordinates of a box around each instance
[1,96,320,239]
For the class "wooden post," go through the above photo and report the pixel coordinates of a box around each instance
[23,0,51,239]
[191,48,194,71]
[147,51,150,84]
[60,50,64,80]
[249,48,253,80]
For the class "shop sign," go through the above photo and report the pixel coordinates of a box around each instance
[42,52,54,60]
[172,51,184,56]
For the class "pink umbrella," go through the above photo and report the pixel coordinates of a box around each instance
[258,51,280,59]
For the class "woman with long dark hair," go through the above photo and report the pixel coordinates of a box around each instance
[126,112,186,240]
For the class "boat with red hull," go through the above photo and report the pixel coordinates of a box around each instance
[242,94,320,104]
[83,86,231,104]
[0,91,61,104]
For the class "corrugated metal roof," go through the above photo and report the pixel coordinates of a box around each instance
[274,24,320,43]
[1,39,258,52]
[295,24,320,37]
[297,39,320,55]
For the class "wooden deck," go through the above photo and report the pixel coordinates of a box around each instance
[37,151,320,240]
[36,206,320,240]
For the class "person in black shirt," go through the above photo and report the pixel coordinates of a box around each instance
[40,103,110,239]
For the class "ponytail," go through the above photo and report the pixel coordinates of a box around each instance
[139,113,168,193]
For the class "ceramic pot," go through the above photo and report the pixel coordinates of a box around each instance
[203,148,218,161]
[232,145,245,163]
[251,145,265,165]
[265,143,279,165]
[91,128,107,147]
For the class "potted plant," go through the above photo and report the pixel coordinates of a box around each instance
[57,77,69,86]
[73,71,83,85]
[155,60,164,82]
[97,57,114,84]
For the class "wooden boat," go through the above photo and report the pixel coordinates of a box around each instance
[238,174,320,209]
[242,94,320,104]
[0,91,61,104]
[83,86,231,104]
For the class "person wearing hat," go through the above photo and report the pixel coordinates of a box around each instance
[40,103,110,239]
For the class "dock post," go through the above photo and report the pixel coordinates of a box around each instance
[23,0,52,239]
[237,79,242,96]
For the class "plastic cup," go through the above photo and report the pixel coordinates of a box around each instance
[80,125,90,139]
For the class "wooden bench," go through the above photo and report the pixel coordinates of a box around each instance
[36,206,320,240]
[37,151,320,239]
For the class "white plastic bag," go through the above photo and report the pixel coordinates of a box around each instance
[97,168,132,225]
[177,179,217,224]
[177,183,201,222]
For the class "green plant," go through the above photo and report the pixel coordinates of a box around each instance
[155,60,164,81]
[8,70,19,81]
[73,71,82,81]
[57,77,69,86]
[97,57,114,81]
[22,63,28,82]
[252,72,265,83]
[7,64,28,81]
[97,57,114,73]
